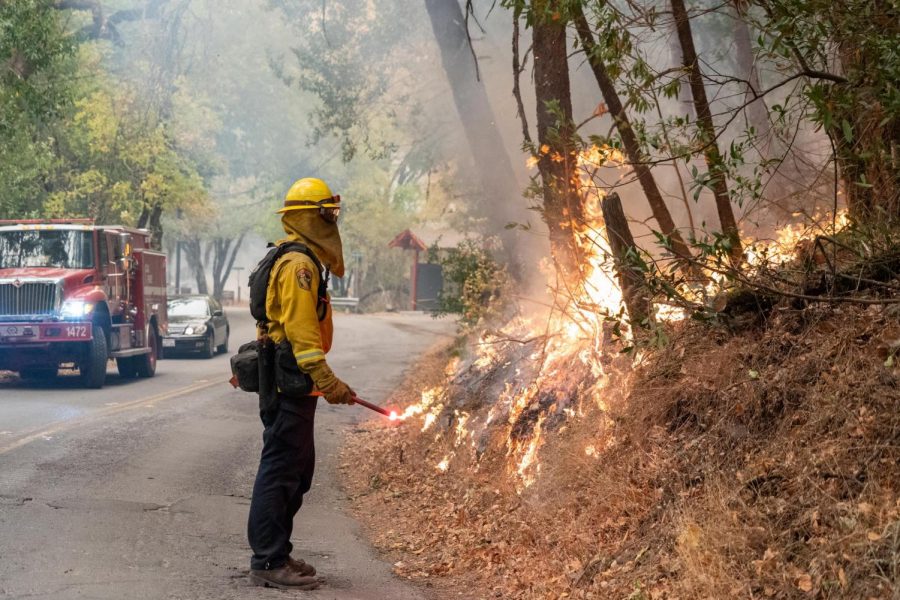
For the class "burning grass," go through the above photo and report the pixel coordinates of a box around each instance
[341,301,900,599]
[340,169,897,597]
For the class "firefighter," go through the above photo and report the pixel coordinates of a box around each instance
[247,177,354,590]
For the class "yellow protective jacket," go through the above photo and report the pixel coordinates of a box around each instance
[262,252,334,373]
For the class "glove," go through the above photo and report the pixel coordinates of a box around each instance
[307,362,355,405]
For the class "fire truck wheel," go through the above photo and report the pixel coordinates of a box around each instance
[79,326,108,389]
[116,357,138,379]
[135,327,159,378]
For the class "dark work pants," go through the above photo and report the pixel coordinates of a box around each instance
[247,394,317,570]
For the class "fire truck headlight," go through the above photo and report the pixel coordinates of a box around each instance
[61,300,95,318]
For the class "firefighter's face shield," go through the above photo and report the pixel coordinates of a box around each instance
[281,196,341,223]
[318,197,341,224]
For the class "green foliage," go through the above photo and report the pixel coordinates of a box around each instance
[45,68,209,226]
[0,5,213,231]
[0,0,74,119]
[276,0,410,163]
[429,239,510,327]
[753,0,900,215]
[0,0,75,218]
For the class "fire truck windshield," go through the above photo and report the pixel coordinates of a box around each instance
[0,229,94,270]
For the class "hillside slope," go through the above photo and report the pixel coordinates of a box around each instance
[342,304,899,599]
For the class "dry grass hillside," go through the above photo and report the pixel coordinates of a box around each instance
[341,303,900,599]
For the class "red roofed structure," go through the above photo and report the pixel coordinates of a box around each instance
[388,229,427,252]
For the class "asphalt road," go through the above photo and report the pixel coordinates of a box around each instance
[0,309,454,600]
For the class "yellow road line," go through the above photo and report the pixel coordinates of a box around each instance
[0,379,222,456]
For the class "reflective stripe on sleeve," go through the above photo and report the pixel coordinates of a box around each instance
[294,349,325,365]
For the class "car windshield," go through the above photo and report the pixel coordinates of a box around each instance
[168,298,209,318]
[0,229,94,269]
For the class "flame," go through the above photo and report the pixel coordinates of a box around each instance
[655,304,687,322]
[576,144,626,170]
[745,210,850,268]
[453,411,470,447]
[474,334,502,369]
[392,387,443,422]
[422,412,438,432]
[510,415,545,490]
[391,147,849,494]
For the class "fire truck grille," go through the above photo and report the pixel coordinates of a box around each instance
[0,282,60,316]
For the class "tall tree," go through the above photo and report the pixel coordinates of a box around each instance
[667,22,695,120]
[573,6,694,263]
[671,0,743,262]
[424,0,524,267]
[207,234,246,300]
[732,2,771,143]
[530,1,584,280]
[182,238,209,295]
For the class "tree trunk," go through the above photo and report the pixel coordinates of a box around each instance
[147,203,163,250]
[732,4,771,143]
[671,0,743,262]
[601,192,650,325]
[136,202,164,250]
[182,238,209,295]
[531,1,584,281]
[423,0,523,268]
[668,22,695,120]
[210,233,245,300]
[573,7,694,263]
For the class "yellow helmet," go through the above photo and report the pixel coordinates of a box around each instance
[277,177,341,214]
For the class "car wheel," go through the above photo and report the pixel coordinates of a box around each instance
[203,332,215,359]
[135,327,158,377]
[79,325,108,389]
[217,329,229,354]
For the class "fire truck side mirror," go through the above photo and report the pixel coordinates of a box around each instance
[115,233,134,267]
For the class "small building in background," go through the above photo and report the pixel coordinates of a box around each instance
[389,227,466,311]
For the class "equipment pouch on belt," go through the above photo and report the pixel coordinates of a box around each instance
[274,340,313,397]
[257,337,278,412]
[229,339,280,412]
[230,340,261,392]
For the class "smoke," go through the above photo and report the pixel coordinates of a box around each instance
[458,0,837,246]
[106,0,837,299]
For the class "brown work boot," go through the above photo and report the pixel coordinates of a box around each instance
[287,556,317,577]
[249,565,320,590]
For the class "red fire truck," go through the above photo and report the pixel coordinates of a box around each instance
[0,220,167,388]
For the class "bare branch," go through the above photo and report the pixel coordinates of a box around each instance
[463,0,482,81]
[512,14,532,145]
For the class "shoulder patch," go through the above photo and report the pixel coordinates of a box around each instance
[296,267,314,290]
